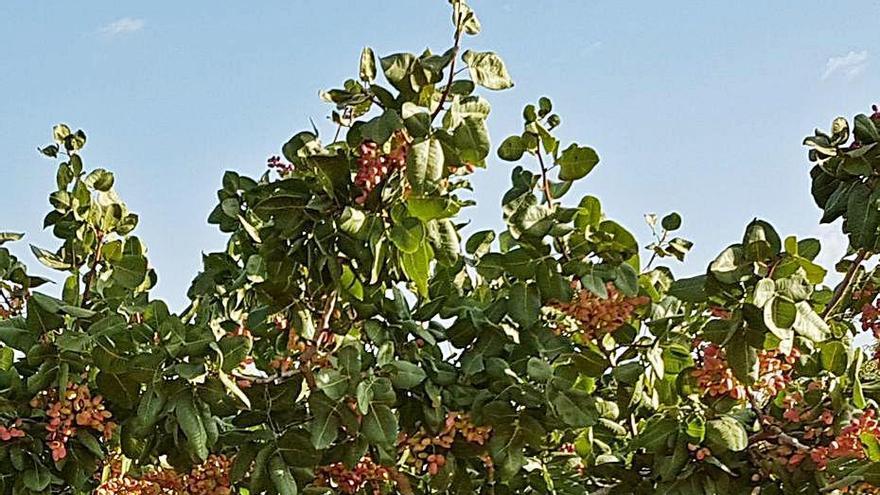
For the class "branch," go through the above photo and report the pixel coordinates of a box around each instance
[81,230,105,308]
[821,248,869,319]
[536,149,554,208]
[429,10,465,121]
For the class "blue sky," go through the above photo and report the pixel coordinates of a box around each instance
[0,1,877,310]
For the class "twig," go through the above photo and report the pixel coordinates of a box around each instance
[535,149,554,208]
[429,9,465,121]
[81,230,105,307]
[822,248,869,318]
[645,229,668,270]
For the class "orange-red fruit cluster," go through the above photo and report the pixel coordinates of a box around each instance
[31,383,115,461]
[552,282,649,340]
[0,420,25,442]
[314,455,391,495]
[0,292,24,320]
[810,409,880,470]
[398,412,492,475]
[95,476,173,495]
[95,455,230,495]
[184,454,233,495]
[354,135,408,205]
[860,298,880,362]
[754,347,800,397]
[692,343,746,400]
[691,343,799,400]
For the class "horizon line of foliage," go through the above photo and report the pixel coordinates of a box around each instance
[1,1,880,494]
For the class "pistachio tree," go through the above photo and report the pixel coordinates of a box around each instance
[2,2,880,494]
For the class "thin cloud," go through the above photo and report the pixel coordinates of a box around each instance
[100,17,145,37]
[821,50,869,81]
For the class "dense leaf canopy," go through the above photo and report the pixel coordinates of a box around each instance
[3,2,880,494]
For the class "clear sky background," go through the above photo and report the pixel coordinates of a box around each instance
[0,1,877,311]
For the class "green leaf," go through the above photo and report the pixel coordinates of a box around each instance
[668,275,707,302]
[401,102,431,138]
[363,404,398,444]
[30,245,71,270]
[218,335,252,373]
[359,47,376,83]
[406,137,444,194]
[0,325,37,350]
[552,392,595,428]
[557,144,600,181]
[465,230,495,256]
[269,455,299,495]
[388,360,426,389]
[632,417,678,450]
[726,332,758,386]
[855,114,880,143]
[85,168,115,191]
[819,341,848,376]
[400,241,432,297]
[389,218,425,254]
[846,184,880,250]
[709,246,747,284]
[407,196,460,222]
[380,53,416,92]
[661,212,682,231]
[753,278,776,308]
[768,297,796,328]
[315,369,349,401]
[0,347,13,371]
[508,282,540,328]
[498,135,525,162]
[454,116,491,162]
[22,464,50,491]
[792,301,830,342]
[176,394,209,461]
[0,233,23,246]
[360,109,403,145]
[706,416,748,452]
[526,357,552,381]
[309,394,340,450]
[461,50,514,90]
[763,297,795,341]
[112,255,148,289]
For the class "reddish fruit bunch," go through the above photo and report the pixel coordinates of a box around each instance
[687,442,712,461]
[267,155,294,175]
[398,412,492,475]
[691,344,799,400]
[95,476,170,495]
[810,409,880,470]
[30,383,115,461]
[354,134,408,205]
[551,282,649,341]
[0,420,25,442]
[96,454,230,495]
[0,292,24,320]
[184,454,233,495]
[754,347,801,397]
[692,343,746,400]
[860,297,880,362]
[314,455,392,494]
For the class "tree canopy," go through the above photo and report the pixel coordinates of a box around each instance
[2,2,880,494]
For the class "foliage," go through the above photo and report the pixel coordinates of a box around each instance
[3,2,880,494]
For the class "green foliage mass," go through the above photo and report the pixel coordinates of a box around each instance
[2,2,880,494]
